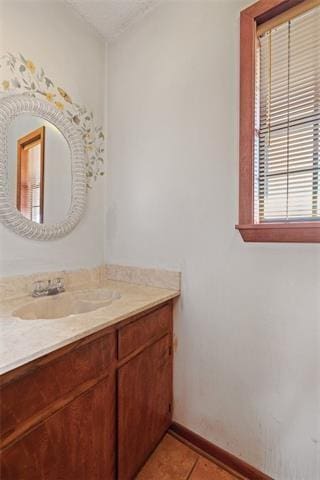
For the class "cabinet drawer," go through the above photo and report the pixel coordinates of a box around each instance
[1,332,116,445]
[118,304,171,360]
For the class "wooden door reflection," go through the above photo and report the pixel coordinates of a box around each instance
[17,126,45,223]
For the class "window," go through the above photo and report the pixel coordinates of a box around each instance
[237,0,320,242]
[17,127,45,223]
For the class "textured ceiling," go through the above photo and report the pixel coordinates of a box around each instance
[66,0,161,42]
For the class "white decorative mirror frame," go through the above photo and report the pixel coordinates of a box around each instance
[0,94,87,240]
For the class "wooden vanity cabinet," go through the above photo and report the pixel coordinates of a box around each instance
[0,301,174,480]
[117,303,173,479]
[1,374,116,480]
[118,334,172,480]
[0,332,117,480]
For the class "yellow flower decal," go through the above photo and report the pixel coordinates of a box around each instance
[57,87,72,103]
[45,92,54,102]
[2,80,10,90]
[0,52,105,186]
[54,101,64,110]
[26,60,36,74]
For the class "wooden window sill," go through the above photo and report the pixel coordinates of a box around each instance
[238,0,320,244]
[236,222,320,243]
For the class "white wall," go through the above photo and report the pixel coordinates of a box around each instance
[106,2,320,479]
[0,0,105,276]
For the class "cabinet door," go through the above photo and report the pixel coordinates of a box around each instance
[118,335,172,480]
[1,374,116,480]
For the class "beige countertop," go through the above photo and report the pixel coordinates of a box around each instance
[0,280,179,376]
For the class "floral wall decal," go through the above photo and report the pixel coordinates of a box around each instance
[0,52,104,188]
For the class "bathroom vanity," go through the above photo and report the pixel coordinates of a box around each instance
[0,46,180,480]
[0,296,175,480]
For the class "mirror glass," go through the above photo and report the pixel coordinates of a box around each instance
[7,115,71,224]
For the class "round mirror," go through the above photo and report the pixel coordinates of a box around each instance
[7,115,71,224]
[0,94,87,240]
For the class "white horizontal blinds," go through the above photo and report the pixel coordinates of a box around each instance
[20,142,41,223]
[256,5,320,223]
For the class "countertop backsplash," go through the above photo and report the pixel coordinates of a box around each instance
[0,264,181,301]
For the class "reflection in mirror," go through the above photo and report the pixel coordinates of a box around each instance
[17,126,45,223]
[8,115,71,224]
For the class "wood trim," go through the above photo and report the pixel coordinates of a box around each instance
[236,222,320,242]
[170,422,274,480]
[239,10,256,225]
[257,0,320,34]
[242,0,305,21]
[16,126,45,223]
[238,0,320,243]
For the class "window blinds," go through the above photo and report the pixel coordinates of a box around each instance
[255,5,320,222]
[19,142,42,223]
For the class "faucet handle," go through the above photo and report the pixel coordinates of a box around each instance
[32,280,44,296]
[55,277,65,292]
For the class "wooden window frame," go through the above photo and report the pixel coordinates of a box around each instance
[16,126,45,224]
[236,0,320,243]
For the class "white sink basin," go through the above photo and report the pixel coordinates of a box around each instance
[12,288,121,320]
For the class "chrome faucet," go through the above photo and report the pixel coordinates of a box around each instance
[32,278,65,297]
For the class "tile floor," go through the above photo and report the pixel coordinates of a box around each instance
[136,434,242,480]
